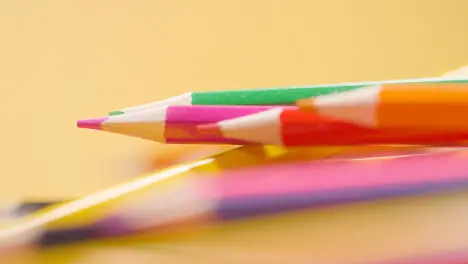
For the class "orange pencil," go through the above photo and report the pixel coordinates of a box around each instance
[296,83,468,132]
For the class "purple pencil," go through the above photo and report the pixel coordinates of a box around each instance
[77,105,293,143]
[4,149,468,250]
[368,250,468,264]
[67,149,468,237]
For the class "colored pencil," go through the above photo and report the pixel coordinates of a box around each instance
[442,65,468,78]
[296,83,468,131]
[77,105,292,144]
[7,148,468,249]
[108,76,468,115]
[197,108,468,146]
[0,200,65,219]
[370,250,468,264]
[74,149,468,232]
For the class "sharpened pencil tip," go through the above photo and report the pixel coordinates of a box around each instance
[295,98,315,110]
[196,124,223,137]
[109,111,124,116]
[77,117,107,130]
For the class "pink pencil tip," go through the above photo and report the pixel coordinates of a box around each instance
[77,117,107,130]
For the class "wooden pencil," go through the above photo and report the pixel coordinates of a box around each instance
[7,149,468,249]
[296,83,468,131]
[442,65,468,78]
[1,200,65,218]
[108,77,468,115]
[59,149,468,236]
[370,250,468,264]
[77,105,293,144]
[0,200,66,224]
[197,108,468,146]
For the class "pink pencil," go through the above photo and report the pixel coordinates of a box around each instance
[5,149,468,249]
[369,250,468,264]
[77,105,292,143]
[202,149,468,203]
[86,149,468,234]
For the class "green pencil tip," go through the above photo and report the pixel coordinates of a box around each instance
[109,111,124,116]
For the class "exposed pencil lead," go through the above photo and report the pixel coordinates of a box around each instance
[76,117,107,130]
[295,98,315,110]
[197,124,223,137]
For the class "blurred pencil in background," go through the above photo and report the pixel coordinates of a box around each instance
[145,145,232,170]
[0,146,212,220]
[4,147,468,249]
[0,200,66,225]
[370,250,468,264]
[3,143,468,263]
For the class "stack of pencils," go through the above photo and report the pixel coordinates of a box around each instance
[6,67,468,263]
[78,75,468,147]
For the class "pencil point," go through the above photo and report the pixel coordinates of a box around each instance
[197,124,223,137]
[77,117,107,130]
[109,111,124,116]
[295,98,315,110]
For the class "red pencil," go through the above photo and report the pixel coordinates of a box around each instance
[197,108,468,146]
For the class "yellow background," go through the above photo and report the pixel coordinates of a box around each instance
[1,0,468,199]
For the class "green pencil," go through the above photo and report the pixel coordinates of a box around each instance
[110,76,468,116]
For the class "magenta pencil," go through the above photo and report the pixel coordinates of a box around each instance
[369,250,468,264]
[202,149,468,201]
[89,149,468,233]
[77,105,292,143]
[4,149,468,249]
